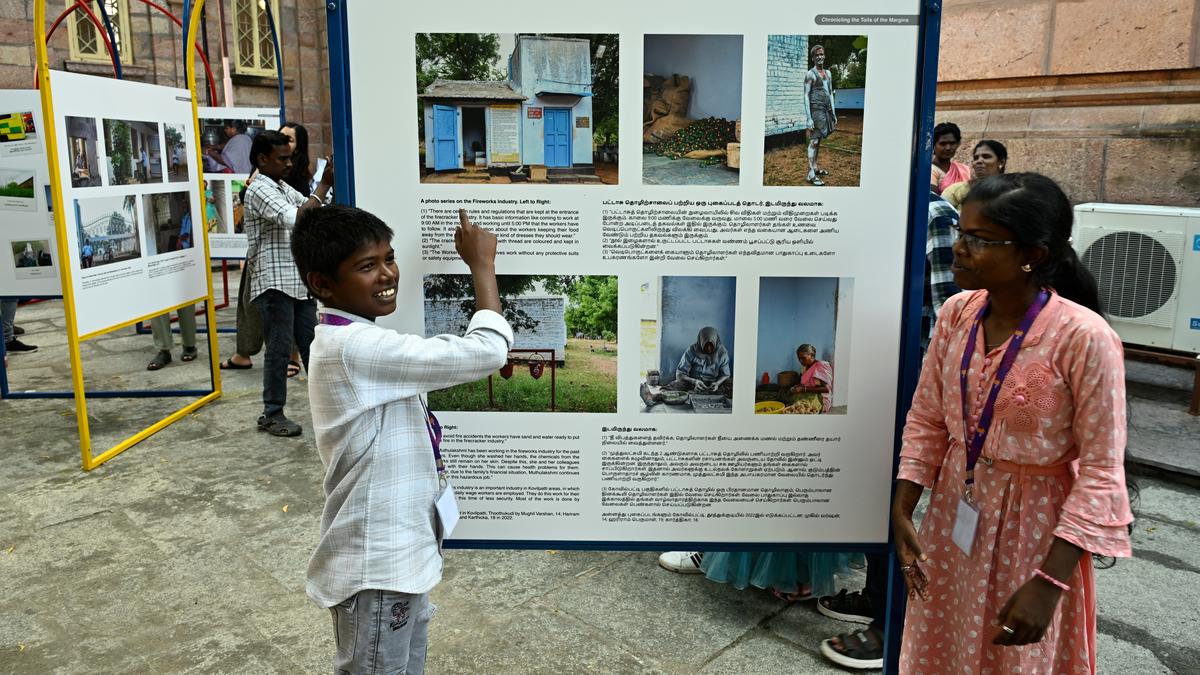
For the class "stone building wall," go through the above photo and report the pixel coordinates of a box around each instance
[425,297,567,362]
[0,0,332,158]
[764,34,809,142]
[936,0,1200,206]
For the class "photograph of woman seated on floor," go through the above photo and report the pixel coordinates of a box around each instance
[754,276,852,415]
[639,276,735,413]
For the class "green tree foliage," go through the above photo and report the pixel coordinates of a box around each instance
[424,274,618,339]
[416,33,503,88]
[563,275,617,338]
[425,274,573,333]
[415,33,502,136]
[808,35,868,90]
[108,121,132,184]
[164,125,183,153]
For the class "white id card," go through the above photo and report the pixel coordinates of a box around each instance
[436,483,460,539]
[951,497,980,556]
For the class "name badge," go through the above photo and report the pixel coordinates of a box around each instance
[951,497,980,557]
[436,483,460,540]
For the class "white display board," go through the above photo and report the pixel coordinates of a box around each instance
[196,106,281,259]
[345,1,922,544]
[47,71,208,338]
[0,90,59,297]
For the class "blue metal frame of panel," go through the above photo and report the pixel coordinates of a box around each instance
[325,2,943,670]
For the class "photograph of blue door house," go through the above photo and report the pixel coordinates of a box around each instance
[418,34,617,185]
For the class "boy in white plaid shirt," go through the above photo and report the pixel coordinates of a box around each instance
[292,206,511,675]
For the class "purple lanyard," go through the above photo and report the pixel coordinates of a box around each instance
[317,312,354,327]
[420,398,446,480]
[319,312,447,480]
[959,290,1050,494]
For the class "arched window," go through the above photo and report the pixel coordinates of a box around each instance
[66,0,133,64]
[233,0,280,77]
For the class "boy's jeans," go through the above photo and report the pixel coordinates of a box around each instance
[251,289,316,418]
[330,590,433,675]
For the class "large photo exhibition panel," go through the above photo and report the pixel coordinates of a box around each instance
[196,106,280,259]
[48,71,208,338]
[343,1,924,544]
[0,90,58,297]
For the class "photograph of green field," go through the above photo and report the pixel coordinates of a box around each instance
[424,274,617,413]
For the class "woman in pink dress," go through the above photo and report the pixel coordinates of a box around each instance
[789,343,833,413]
[892,173,1132,673]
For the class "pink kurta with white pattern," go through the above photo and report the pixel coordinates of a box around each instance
[897,290,1132,674]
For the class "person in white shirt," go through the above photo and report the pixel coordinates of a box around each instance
[293,206,510,675]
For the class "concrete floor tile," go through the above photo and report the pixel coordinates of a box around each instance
[697,633,845,674]
[437,548,629,610]
[430,600,667,674]
[536,552,783,670]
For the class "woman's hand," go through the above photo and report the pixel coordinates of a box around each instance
[992,578,1063,645]
[891,479,930,601]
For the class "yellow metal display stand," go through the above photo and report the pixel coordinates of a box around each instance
[34,0,222,470]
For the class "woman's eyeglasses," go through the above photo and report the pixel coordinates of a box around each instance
[951,224,1016,253]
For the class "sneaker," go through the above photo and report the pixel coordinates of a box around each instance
[13,325,24,335]
[817,589,873,624]
[5,339,37,354]
[257,414,302,437]
[658,551,704,574]
[820,627,883,670]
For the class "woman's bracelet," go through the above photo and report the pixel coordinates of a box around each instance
[1033,568,1070,592]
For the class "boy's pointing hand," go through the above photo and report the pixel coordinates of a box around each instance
[454,209,497,271]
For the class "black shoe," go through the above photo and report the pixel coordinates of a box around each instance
[817,589,873,624]
[5,339,37,354]
[257,414,302,437]
[13,325,24,335]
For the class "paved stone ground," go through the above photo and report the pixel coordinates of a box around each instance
[643,152,740,186]
[1,276,1197,673]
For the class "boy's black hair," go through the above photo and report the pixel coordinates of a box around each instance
[292,204,394,294]
[250,130,290,169]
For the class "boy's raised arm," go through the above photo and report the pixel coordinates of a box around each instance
[454,209,502,315]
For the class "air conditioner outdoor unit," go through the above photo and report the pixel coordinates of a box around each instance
[1073,203,1200,353]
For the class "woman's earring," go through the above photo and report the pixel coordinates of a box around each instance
[1021,263,1032,272]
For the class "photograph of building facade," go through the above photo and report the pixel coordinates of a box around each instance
[420,35,598,178]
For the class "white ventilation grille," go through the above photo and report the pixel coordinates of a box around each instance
[1077,227,1182,328]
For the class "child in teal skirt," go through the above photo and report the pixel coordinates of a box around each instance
[661,550,861,600]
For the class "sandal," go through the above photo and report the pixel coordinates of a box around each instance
[815,168,830,176]
[769,585,814,603]
[257,414,302,437]
[820,627,883,670]
[181,346,198,362]
[147,350,171,371]
[286,360,302,378]
[807,176,825,186]
[219,357,252,370]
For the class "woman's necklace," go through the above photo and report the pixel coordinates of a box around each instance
[984,336,1007,352]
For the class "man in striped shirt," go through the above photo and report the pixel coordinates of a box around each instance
[243,130,334,436]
